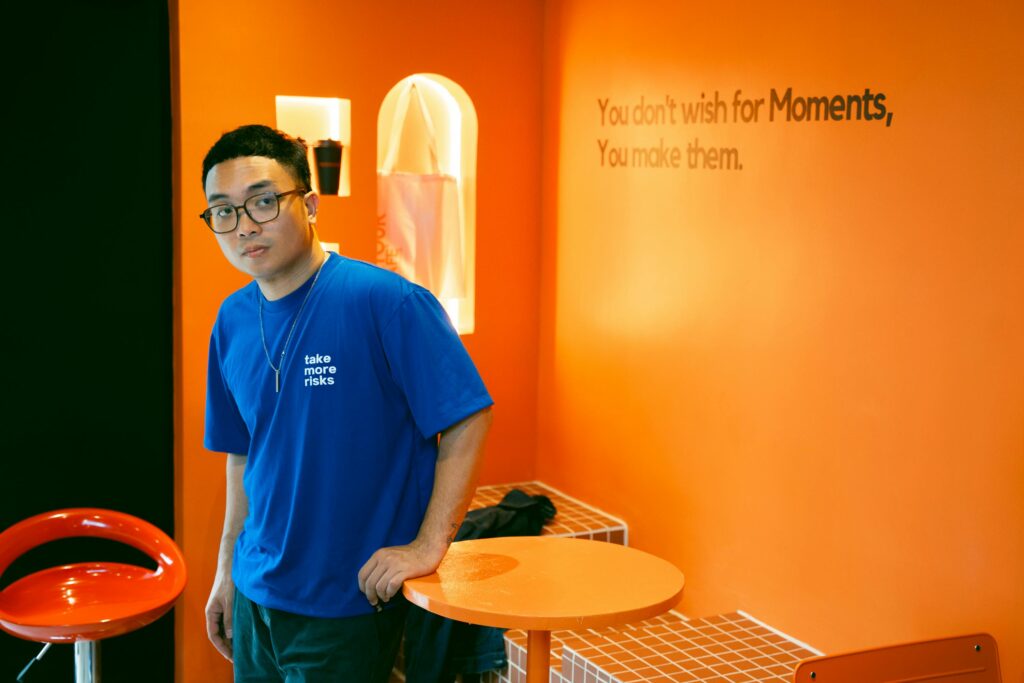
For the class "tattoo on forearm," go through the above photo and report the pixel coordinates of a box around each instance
[447,522,458,545]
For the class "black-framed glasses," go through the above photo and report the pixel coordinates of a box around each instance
[199,189,307,234]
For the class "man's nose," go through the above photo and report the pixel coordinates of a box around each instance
[237,211,263,237]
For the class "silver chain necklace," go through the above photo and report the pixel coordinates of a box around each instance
[258,257,327,393]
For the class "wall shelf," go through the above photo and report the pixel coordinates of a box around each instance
[275,95,351,197]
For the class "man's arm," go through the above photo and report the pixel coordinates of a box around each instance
[358,406,493,607]
[205,453,247,662]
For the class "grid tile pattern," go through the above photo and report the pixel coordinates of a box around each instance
[470,481,628,544]
[477,611,816,683]
[558,611,818,682]
[479,627,573,683]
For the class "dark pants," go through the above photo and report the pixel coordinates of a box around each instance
[403,605,507,683]
[233,589,408,683]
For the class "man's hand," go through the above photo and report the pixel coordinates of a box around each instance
[357,540,447,607]
[205,574,235,662]
[356,408,492,609]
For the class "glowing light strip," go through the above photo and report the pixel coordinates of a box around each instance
[275,96,343,141]
[409,76,462,181]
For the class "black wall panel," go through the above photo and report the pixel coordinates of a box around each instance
[2,1,174,681]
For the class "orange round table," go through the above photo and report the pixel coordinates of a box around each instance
[402,536,684,683]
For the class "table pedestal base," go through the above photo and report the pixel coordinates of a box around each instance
[526,629,551,683]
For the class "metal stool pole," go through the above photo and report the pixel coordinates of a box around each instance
[74,641,100,683]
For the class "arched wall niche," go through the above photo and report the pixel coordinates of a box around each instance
[377,74,478,334]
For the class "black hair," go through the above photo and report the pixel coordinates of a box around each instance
[201,124,311,192]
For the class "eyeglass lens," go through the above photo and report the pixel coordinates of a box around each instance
[208,193,281,233]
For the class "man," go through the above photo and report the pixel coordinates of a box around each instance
[201,124,493,682]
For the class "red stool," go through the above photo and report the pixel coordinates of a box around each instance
[0,508,187,682]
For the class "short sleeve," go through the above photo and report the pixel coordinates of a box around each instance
[381,288,493,438]
[204,325,251,455]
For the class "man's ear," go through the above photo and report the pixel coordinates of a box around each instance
[305,191,320,222]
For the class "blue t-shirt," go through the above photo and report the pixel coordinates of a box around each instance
[204,253,493,618]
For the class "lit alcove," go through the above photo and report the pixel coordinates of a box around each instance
[377,74,478,335]
[275,95,351,197]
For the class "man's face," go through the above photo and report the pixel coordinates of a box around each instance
[204,156,317,282]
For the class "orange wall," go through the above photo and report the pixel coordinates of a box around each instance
[539,0,1024,678]
[174,1,1024,679]
[173,2,542,679]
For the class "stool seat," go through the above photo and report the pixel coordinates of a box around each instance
[0,561,181,642]
[0,508,187,648]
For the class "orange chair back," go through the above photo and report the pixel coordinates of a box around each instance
[0,508,184,576]
[0,508,187,643]
[793,633,1001,682]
